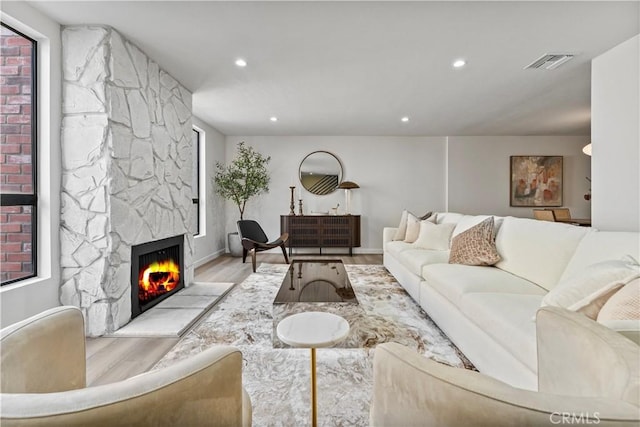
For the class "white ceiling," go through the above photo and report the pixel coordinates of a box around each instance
[27,1,640,136]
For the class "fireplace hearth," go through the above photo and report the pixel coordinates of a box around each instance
[131,235,185,319]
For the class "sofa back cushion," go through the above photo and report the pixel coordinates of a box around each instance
[559,230,640,282]
[495,217,589,291]
[451,215,504,239]
[435,212,465,226]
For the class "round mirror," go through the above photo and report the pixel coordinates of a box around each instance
[299,151,343,195]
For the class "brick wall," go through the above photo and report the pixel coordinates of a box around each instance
[0,25,34,283]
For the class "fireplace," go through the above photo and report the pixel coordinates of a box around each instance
[130,235,185,319]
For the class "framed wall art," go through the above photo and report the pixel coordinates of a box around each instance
[510,156,563,207]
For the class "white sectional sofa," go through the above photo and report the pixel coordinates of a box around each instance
[383,213,640,391]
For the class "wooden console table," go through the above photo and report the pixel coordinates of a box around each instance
[280,215,361,256]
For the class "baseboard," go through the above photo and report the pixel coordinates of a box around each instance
[354,248,384,255]
[193,249,225,268]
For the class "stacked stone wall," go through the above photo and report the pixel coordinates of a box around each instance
[61,26,194,336]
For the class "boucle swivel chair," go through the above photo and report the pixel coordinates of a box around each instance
[1,306,252,426]
[371,306,640,426]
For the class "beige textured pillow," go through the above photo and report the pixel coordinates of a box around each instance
[403,213,421,243]
[574,285,625,320]
[413,221,456,250]
[449,217,501,266]
[597,277,640,321]
[393,210,409,241]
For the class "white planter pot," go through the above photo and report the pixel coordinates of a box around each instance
[228,232,243,257]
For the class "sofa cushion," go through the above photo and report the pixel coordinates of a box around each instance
[459,293,542,372]
[386,241,415,256]
[397,249,450,276]
[421,263,546,308]
[449,217,501,266]
[560,230,640,283]
[495,217,589,291]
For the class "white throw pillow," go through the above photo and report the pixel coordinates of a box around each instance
[393,210,433,241]
[393,210,409,241]
[403,213,421,243]
[542,256,640,311]
[412,221,455,250]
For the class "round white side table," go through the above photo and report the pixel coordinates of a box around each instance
[277,311,350,427]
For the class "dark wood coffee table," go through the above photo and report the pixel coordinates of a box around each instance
[273,260,358,304]
[273,260,359,348]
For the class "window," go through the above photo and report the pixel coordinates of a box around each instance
[0,23,37,285]
[192,128,201,236]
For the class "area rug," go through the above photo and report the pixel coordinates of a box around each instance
[110,282,234,337]
[154,264,473,426]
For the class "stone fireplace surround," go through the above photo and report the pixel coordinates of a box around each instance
[60,26,195,336]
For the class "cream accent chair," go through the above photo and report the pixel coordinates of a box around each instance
[0,306,252,426]
[371,307,640,426]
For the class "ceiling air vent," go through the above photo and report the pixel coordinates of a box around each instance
[525,53,576,70]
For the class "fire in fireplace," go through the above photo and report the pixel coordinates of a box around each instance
[131,235,185,318]
[138,258,180,304]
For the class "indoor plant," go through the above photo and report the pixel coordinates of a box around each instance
[214,141,271,256]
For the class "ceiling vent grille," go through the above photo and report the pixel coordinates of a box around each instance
[525,53,576,70]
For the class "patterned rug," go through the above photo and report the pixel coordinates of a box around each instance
[154,264,473,426]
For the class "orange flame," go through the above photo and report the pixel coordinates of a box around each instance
[138,259,180,303]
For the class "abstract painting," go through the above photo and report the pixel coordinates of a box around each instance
[510,156,563,207]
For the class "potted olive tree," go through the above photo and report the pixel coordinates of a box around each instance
[214,142,271,256]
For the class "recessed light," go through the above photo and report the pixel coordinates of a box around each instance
[453,59,466,68]
[235,58,247,67]
[270,116,278,122]
[401,117,410,122]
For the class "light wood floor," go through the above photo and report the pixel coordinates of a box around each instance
[86,253,382,386]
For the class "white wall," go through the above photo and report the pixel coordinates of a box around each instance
[193,116,227,266]
[222,135,595,253]
[448,136,591,218]
[224,136,447,253]
[591,35,640,232]
[0,2,62,327]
